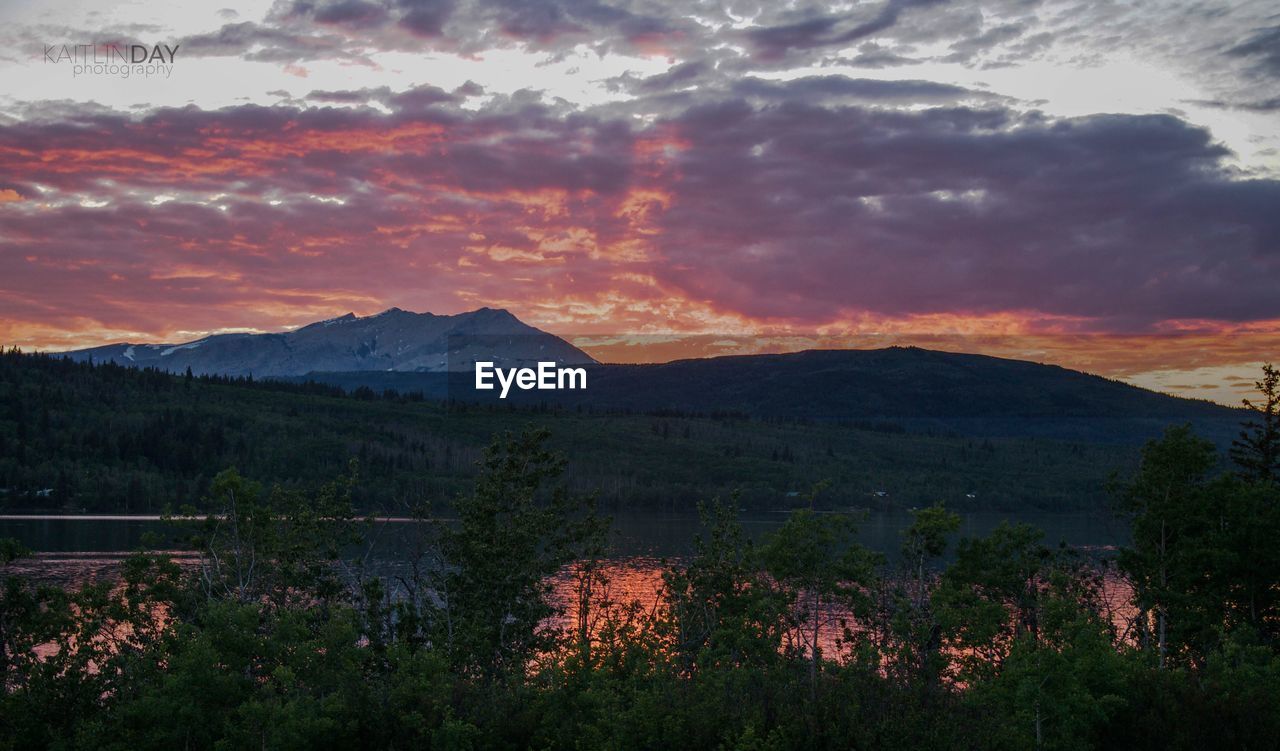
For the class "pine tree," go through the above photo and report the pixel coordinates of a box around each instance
[1230,363,1279,483]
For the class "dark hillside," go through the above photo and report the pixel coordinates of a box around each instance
[0,350,1142,513]
[300,347,1242,444]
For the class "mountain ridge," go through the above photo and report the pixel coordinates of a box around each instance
[293,345,1243,445]
[57,308,1245,445]
[61,307,597,377]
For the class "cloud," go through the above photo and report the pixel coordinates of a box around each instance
[729,75,1002,104]
[607,60,710,94]
[744,0,947,61]
[296,0,392,30]
[1,80,1277,347]
[175,20,355,62]
[397,0,457,37]
[1227,25,1280,78]
[650,99,1280,325]
[167,0,690,62]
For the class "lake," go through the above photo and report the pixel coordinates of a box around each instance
[0,508,1129,583]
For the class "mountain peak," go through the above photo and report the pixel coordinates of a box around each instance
[299,312,357,330]
[470,306,516,319]
[63,305,596,376]
[355,306,515,321]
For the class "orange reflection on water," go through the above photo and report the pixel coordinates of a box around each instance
[10,552,1142,679]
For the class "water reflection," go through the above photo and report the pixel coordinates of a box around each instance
[5,514,1136,665]
[2,512,1134,661]
[0,509,1129,559]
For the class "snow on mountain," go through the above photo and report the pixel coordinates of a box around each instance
[62,308,596,377]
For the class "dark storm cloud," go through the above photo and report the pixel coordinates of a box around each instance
[650,99,1280,325]
[2,77,1278,333]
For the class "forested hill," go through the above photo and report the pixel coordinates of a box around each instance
[303,347,1243,444]
[0,350,1145,514]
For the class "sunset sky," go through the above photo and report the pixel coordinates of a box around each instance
[1,0,1277,402]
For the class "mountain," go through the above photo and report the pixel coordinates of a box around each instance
[298,347,1245,445]
[62,307,596,377]
[60,309,1245,446]
[570,348,1235,421]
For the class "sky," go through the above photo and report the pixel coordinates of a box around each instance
[0,0,1278,402]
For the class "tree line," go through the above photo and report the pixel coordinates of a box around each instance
[0,347,1126,513]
